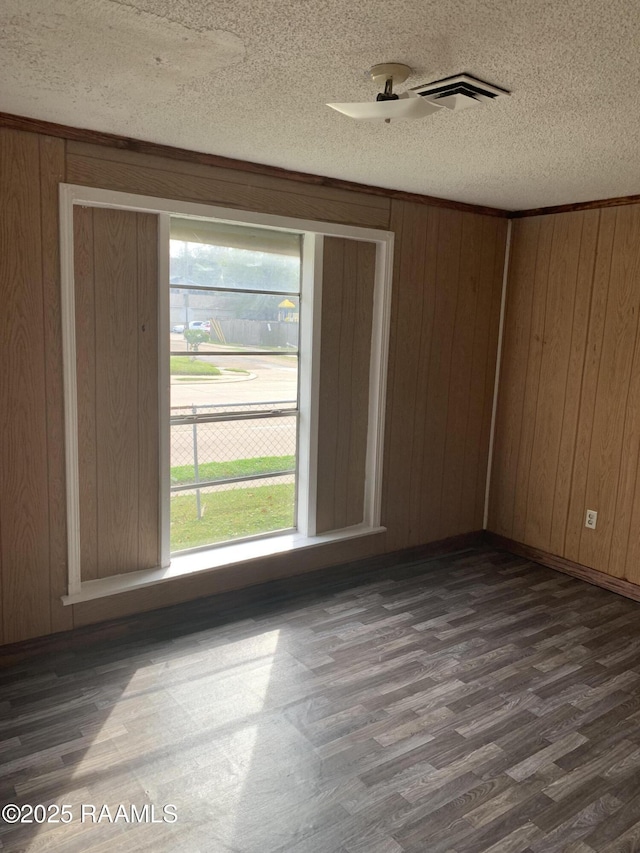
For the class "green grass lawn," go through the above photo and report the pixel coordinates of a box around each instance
[171,454,295,486]
[171,482,295,550]
[170,356,221,376]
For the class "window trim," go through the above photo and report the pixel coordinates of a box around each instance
[59,184,393,605]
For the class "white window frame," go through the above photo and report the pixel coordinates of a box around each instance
[59,184,394,605]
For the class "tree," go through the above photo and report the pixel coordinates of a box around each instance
[183,329,210,353]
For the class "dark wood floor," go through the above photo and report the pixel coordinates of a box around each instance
[3,547,640,852]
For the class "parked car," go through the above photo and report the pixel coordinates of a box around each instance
[171,321,211,334]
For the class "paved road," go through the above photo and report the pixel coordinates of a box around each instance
[170,333,297,407]
[169,334,298,476]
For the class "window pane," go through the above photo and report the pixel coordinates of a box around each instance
[170,288,299,350]
[169,233,301,293]
[171,477,295,552]
[169,217,301,553]
[170,353,298,414]
[171,416,297,488]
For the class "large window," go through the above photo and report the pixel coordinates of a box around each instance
[169,217,302,552]
[60,183,392,604]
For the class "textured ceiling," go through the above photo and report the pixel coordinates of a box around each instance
[2,0,640,210]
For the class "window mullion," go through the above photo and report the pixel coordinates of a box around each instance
[170,410,299,426]
[170,283,299,297]
[170,469,295,492]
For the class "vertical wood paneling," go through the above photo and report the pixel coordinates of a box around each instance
[75,207,159,579]
[407,206,437,546]
[0,130,52,642]
[548,210,599,556]
[523,213,582,550]
[578,206,640,574]
[39,136,73,633]
[624,444,640,583]
[334,239,357,528]
[476,218,507,526]
[440,213,483,538]
[459,217,506,530]
[136,214,160,569]
[96,211,141,576]
[488,218,540,537]
[490,202,640,587]
[420,209,463,542]
[346,242,376,526]
[386,202,430,549]
[610,305,640,575]
[384,203,507,551]
[74,207,99,581]
[381,200,407,549]
[316,237,374,533]
[511,216,554,543]
[66,142,391,231]
[565,210,615,560]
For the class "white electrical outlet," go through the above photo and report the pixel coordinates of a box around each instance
[585,510,598,530]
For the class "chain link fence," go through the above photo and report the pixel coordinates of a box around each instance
[170,401,298,550]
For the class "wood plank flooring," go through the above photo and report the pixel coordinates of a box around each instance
[3,547,640,852]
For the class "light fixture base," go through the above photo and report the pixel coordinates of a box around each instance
[369,63,412,86]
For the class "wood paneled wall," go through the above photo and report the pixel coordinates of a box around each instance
[0,126,506,643]
[0,129,71,644]
[74,207,159,580]
[383,202,507,551]
[316,237,376,533]
[66,142,390,230]
[489,206,640,583]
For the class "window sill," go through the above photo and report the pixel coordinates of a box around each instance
[61,524,386,605]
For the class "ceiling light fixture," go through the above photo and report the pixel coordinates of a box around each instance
[327,63,443,123]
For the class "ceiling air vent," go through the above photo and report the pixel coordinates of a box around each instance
[411,73,510,111]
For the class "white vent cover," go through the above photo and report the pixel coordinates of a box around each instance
[411,74,510,111]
